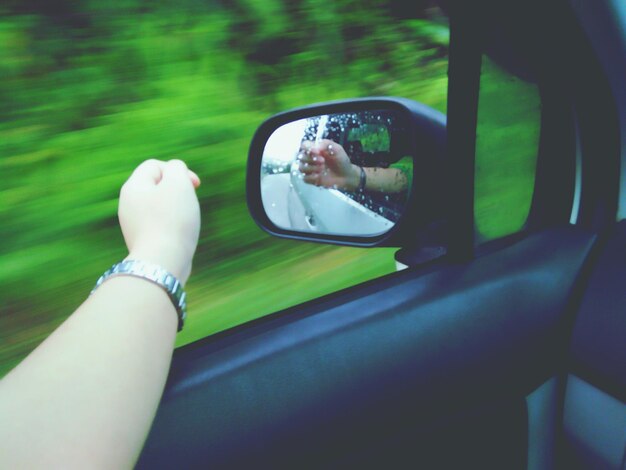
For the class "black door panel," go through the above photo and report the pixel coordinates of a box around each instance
[568,221,626,402]
[138,227,597,468]
[560,221,626,469]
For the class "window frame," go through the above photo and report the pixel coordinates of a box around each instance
[445,0,620,261]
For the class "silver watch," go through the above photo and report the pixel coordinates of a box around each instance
[91,259,186,331]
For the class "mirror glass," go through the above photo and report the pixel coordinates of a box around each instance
[261,110,412,237]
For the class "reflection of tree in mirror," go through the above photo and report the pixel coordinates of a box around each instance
[261,159,291,176]
[302,110,407,168]
[347,124,390,153]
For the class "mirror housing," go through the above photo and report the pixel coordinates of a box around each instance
[247,97,446,247]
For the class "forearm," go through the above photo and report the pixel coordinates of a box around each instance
[0,276,177,468]
[362,167,408,193]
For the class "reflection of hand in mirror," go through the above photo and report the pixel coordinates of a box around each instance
[298,139,409,193]
[298,139,360,191]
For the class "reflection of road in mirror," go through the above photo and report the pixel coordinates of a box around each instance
[261,110,413,237]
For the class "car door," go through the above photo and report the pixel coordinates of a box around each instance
[137,0,625,468]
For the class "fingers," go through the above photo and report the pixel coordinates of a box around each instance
[299,140,344,165]
[298,158,324,175]
[300,140,325,159]
[127,159,201,189]
[165,160,201,189]
[319,141,347,163]
[302,173,321,185]
[129,159,165,186]
[159,159,190,187]
[163,160,201,191]
[188,170,201,189]
[298,153,324,165]
[298,140,323,178]
[298,143,325,173]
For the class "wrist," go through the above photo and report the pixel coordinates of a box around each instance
[92,259,187,331]
[127,242,192,286]
[345,164,362,191]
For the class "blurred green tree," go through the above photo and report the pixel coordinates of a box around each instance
[0,0,448,377]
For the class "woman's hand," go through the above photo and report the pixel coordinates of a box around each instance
[118,159,201,285]
[0,159,202,469]
[297,139,361,191]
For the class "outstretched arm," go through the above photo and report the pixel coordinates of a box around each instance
[297,139,408,193]
[0,159,201,469]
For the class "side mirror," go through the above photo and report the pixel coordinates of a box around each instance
[247,97,446,247]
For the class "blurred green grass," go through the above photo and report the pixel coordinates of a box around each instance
[0,2,450,377]
[474,56,541,240]
[0,1,539,378]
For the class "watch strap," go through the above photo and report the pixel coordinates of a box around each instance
[91,259,186,331]
[358,166,367,192]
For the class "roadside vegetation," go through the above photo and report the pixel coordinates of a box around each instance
[0,0,537,377]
